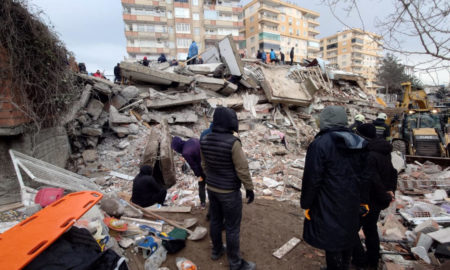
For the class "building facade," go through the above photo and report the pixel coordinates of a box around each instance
[242,0,320,62]
[121,0,244,61]
[320,28,383,92]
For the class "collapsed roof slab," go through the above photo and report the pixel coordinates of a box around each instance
[120,62,193,86]
[145,91,207,109]
[259,66,312,106]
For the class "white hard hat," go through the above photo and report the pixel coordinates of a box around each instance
[355,114,365,122]
[377,113,387,120]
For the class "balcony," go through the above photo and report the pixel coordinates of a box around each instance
[259,4,280,14]
[122,0,166,8]
[258,14,279,25]
[204,20,241,27]
[307,18,319,26]
[307,46,320,52]
[125,31,169,39]
[308,28,319,35]
[123,14,167,23]
[129,47,170,54]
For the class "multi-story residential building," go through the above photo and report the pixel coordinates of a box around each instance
[320,28,383,92]
[242,0,320,62]
[121,0,244,61]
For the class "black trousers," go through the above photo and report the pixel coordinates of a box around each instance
[326,249,352,270]
[352,209,381,267]
[208,189,242,270]
[198,179,206,204]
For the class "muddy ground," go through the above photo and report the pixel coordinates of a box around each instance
[126,198,325,270]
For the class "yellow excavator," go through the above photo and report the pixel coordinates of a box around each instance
[388,82,449,165]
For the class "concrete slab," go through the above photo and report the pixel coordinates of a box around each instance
[86,99,104,120]
[109,106,137,125]
[218,35,244,76]
[187,63,223,75]
[219,81,238,96]
[195,75,225,92]
[120,62,193,86]
[160,120,176,188]
[145,91,207,109]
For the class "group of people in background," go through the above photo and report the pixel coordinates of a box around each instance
[257,47,295,65]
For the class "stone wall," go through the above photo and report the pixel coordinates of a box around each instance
[0,126,70,205]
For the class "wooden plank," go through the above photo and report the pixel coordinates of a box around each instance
[272,237,301,259]
[0,202,23,212]
[120,216,163,232]
[145,205,192,213]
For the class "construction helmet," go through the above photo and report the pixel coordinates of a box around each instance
[377,112,387,120]
[355,114,365,122]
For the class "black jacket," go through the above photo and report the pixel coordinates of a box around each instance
[301,127,367,252]
[373,118,390,139]
[349,120,363,132]
[280,52,285,62]
[114,65,120,76]
[362,139,397,210]
[290,48,294,59]
[131,166,166,207]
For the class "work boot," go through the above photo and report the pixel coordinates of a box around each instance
[239,260,256,270]
[211,245,226,260]
[201,201,206,209]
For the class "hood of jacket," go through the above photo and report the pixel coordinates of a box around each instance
[319,106,348,131]
[316,126,367,150]
[171,136,185,153]
[373,118,386,126]
[367,138,392,155]
[212,107,238,133]
[139,165,153,176]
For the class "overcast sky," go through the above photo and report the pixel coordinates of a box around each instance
[29,0,448,85]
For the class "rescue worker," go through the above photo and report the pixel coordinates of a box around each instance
[171,136,207,208]
[280,51,285,65]
[131,165,167,207]
[113,63,121,84]
[200,107,256,270]
[187,41,198,65]
[261,51,266,63]
[349,114,365,132]
[270,48,276,64]
[142,56,149,66]
[157,53,167,63]
[353,124,397,269]
[373,113,390,140]
[301,106,368,270]
[290,47,294,65]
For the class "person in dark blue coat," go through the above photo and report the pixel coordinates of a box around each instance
[157,53,167,63]
[301,106,368,270]
[171,136,207,207]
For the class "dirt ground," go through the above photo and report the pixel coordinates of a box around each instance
[126,198,325,270]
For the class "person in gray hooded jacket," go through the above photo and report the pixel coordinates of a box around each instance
[301,106,368,270]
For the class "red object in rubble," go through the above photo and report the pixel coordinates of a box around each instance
[34,187,65,207]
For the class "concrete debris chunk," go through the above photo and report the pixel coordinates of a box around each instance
[187,63,223,74]
[109,106,137,125]
[120,61,193,85]
[86,99,104,120]
[146,91,207,109]
[411,246,431,264]
[120,86,140,101]
[93,82,112,96]
[170,125,195,138]
[263,177,280,188]
[81,127,102,137]
[82,149,98,163]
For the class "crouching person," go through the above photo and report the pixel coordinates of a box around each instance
[131,165,167,207]
[301,106,368,270]
[200,106,256,270]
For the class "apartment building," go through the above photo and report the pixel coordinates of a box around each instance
[242,0,320,62]
[121,0,244,61]
[320,28,383,92]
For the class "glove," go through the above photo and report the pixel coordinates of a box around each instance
[246,189,254,204]
[304,209,311,220]
[198,176,204,182]
[360,204,370,217]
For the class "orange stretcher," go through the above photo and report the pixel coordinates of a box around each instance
[0,191,103,270]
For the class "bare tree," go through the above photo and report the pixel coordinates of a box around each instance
[323,0,450,71]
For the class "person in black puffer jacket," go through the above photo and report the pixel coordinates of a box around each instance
[200,106,255,270]
[131,165,167,208]
[353,123,397,269]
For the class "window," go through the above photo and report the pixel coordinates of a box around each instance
[304,21,307,27]
[193,13,199,20]
[250,16,254,22]
[175,8,190,18]
[342,41,347,46]
[204,10,217,20]
[194,27,200,35]
[296,21,300,26]
[250,27,254,33]
[343,34,347,38]
[289,27,293,34]
[193,0,198,5]
[251,47,255,54]
[296,29,300,36]
[168,26,174,33]
[288,17,292,24]
[342,48,347,52]
[176,23,191,33]
[166,0,172,3]
[303,31,307,36]
[177,38,191,48]
[281,26,285,32]
[280,15,285,22]
[167,11,172,19]
[250,36,255,43]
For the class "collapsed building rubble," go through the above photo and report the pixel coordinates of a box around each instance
[1,34,449,269]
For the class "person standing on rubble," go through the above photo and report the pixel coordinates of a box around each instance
[131,165,167,207]
[373,113,390,140]
[142,56,149,67]
[114,63,121,84]
[256,50,262,59]
[187,40,198,65]
[301,106,368,270]
[270,48,276,64]
[349,114,365,132]
[290,47,294,65]
[280,51,285,65]
[352,124,397,270]
[200,107,256,270]
[171,136,207,208]
[261,51,266,63]
[157,53,167,63]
